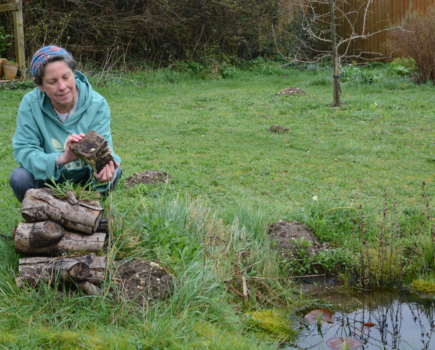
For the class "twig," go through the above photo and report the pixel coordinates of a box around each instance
[242,273,248,307]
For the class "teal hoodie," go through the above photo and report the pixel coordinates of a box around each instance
[13,71,121,192]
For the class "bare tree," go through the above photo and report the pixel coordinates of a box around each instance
[274,0,411,107]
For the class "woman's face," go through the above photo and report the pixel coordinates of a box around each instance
[37,60,76,110]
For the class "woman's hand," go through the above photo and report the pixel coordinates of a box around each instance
[94,161,119,183]
[59,133,85,164]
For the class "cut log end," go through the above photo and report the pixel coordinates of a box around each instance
[43,221,65,240]
[68,262,91,281]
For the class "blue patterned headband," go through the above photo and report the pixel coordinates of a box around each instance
[30,46,71,76]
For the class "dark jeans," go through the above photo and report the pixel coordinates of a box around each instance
[10,166,123,202]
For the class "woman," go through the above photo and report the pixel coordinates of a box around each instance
[9,46,122,202]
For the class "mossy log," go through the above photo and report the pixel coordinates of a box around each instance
[73,253,107,285]
[14,221,106,255]
[21,188,103,234]
[71,130,118,174]
[19,256,91,286]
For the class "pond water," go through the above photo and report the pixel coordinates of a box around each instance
[287,288,435,350]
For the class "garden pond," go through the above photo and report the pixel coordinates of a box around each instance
[287,287,435,350]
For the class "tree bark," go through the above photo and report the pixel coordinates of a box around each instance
[13,221,64,248]
[71,130,118,174]
[14,221,106,255]
[19,256,91,286]
[73,253,107,285]
[78,281,101,295]
[331,0,341,107]
[21,188,103,234]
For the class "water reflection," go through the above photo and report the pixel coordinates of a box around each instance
[292,289,435,350]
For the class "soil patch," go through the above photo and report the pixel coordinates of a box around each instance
[267,125,289,134]
[268,221,327,259]
[125,170,172,189]
[113,259,175,305]
[276,87,307,97]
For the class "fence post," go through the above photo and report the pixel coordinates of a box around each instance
[12,0,25,79]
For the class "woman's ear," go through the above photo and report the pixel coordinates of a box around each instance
[34,78,44,93]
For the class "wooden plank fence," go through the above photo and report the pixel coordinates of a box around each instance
[279,0,435,59]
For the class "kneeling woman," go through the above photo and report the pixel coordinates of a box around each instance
[10,46,122,202]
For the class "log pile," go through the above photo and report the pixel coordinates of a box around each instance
[14,188,108,294]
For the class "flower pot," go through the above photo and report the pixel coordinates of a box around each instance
[3,62,18,80]
[0,58,7,80]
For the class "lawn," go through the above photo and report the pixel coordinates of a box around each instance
[0,63,434,348]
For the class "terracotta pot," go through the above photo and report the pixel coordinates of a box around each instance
[3,62,18,80]
[0,58,7,79]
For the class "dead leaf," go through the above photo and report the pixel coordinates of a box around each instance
[304,309,333,324]
[326,337,362,350]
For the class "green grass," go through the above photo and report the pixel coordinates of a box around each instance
[1,63,435,348]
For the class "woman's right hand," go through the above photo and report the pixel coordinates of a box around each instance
[59,133,85,164]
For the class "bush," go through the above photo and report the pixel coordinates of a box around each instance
[0,25,11,57]
[0,0,281,67]
[387,7,435,83]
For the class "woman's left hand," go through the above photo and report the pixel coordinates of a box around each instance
[94,161,119,183]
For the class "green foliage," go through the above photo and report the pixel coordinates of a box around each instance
[0,26,11,57]
[139,212,201,264]
[341,63,389,84]
[284,248,354,276]
[0,79,35,91]
[389,58,416,77]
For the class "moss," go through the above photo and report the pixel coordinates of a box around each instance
[249,309,297,342]
[410,279,435,295]
[0,333,19,346]
[193,322,269,349]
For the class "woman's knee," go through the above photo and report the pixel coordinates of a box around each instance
[10,167,37,202]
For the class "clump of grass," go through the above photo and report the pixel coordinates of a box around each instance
[45,178,100,201]
[410,279,435,295]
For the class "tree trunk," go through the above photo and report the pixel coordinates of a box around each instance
[71,130,118,174]
[14,221,106,255]
[330,0,341,107]
[21,188,103,234]
[72,253,107,285]
[19,256,91,286]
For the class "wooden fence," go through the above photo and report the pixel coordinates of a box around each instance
[279,0,435,59]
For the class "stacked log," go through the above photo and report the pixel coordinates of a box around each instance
[14,188,108,294]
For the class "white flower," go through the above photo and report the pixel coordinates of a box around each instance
[312,196,318,202]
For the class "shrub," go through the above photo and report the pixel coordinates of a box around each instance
[0,25,11,57]
[0,0,282,67]
[387,7,435,83]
